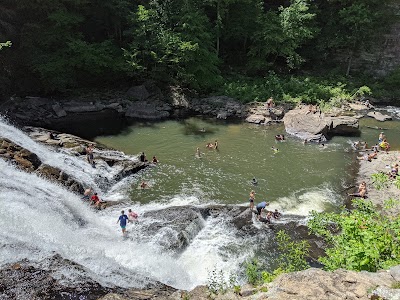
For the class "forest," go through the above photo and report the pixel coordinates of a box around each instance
[0,0,398,102]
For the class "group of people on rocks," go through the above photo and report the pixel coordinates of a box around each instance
[248,189,282,225]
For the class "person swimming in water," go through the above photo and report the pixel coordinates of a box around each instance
[271,146,279,154]
[252,177,258,185]
[196,147,202,157]
[275,134,285,141]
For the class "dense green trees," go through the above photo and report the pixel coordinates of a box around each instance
[0,0,395,95]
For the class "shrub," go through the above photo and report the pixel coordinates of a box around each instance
[308,199,400,272]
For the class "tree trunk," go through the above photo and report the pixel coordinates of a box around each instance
[346,52,353,77]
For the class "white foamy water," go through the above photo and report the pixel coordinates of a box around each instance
[0,117,133,193]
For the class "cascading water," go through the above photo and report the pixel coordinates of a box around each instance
[0,118,263,290]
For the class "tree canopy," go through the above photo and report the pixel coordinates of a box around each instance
[0,0,394,95]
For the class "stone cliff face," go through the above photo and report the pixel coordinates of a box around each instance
[357,1,400,76]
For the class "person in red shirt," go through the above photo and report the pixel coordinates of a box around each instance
[90,193,101,208]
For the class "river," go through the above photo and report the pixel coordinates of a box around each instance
[1,108,400,291]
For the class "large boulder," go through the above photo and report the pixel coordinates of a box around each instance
[125,101,171,119]
[140,206,205,252]
[283,108,360,141]
[367,111,392,122]
[283,109,329,142]
[126,85,150,101]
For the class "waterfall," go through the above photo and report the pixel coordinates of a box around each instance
[0,117,260,290]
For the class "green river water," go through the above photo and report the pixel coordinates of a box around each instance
[94,113,400,215]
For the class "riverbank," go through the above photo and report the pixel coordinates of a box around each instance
[355,149,400,215]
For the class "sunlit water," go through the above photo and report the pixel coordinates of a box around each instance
[96,118,358,215]
[2,108,400,291]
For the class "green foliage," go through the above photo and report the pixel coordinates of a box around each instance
[308,199,400,272]
[245,259,263,286]
[124,1,221,90]
[248,0,317,71]
[275,230,310,272]
[391,282,400,289]
[383,198,400,210]
[245,231,309,286]
[371,172,389,190]
[220,73,369,105]
[207,268,238,295]
[0,41,11,50]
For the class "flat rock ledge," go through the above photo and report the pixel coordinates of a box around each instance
[367,111,392,122]
[283,107,360,142]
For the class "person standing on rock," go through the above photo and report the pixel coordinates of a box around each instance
[117,210,129,236]
[249,190,256,210]
[86,144,95,167]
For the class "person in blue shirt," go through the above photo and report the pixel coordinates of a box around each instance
[117,210,129,235]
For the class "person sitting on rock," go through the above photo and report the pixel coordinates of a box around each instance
[379,139,390,153]
[348,182,367,199]
[139,152,147,162]
[389,163,399,179]
[90,192,102,208]
[273,209,281,219]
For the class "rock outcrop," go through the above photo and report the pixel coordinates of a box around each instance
[265,267,399,300]
[283,107,360,141]
[367,111,392,122]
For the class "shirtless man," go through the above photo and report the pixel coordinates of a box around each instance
[82,187,93,201]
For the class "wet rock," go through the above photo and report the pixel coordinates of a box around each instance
[126,85,150,101]
[0,258,118,300]
[141,206,205,252]
[0,138,41,172]
[52,103,67,117]
[35,164,84,194]
[125,101,171,119]
[367,111,392,122]
[189,96,244,119]
[245,114,269,124]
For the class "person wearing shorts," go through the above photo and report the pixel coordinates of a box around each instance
[117,210,129,235]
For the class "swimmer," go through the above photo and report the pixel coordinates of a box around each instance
[206,143,214,149]
[152,156,159,164]
[214,140,218,150]
[275,134,285,141]
[140,181,149,189]
[271,146,279,153]
[196,147,201,157]
[199,128,206,133]
[252,177,258,185]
